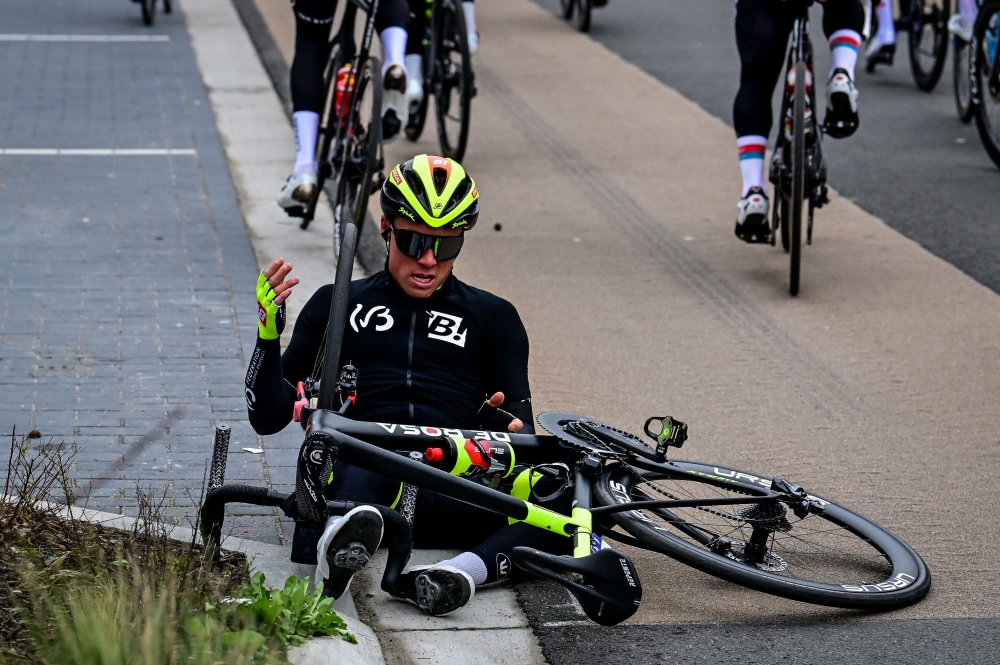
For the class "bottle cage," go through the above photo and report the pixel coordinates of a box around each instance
[510,546,642,626]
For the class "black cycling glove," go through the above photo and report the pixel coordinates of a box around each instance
[477,398,521,432]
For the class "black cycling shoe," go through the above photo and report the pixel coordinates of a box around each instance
[823,68,859,139]
[390,565,475,616]
[317,506,384,599]
[865,42,895,73]
[734,186,771,244]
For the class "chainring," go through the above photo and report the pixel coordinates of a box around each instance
[537,412,651,457]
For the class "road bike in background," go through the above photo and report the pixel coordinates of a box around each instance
[405,0,476,161]
[132,0,172,26]
[559,0,608,33]
[865,0,951,91]
[972,0,1000,167]
[769,4,830,296]
[293,0,384,264]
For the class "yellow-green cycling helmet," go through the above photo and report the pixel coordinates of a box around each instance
[380,154,480,230]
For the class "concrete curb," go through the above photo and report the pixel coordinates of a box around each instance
[46,501,385,665]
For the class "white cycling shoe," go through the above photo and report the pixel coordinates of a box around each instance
[315,506,384,599]
[278,171,318,214]
[948,14,974,43]
[734,186,771,244]
[823,68,859,139]
[382,64,408,142]
[390,564,475,616]
[405,54,424,117]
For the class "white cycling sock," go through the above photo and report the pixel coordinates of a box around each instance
[380,27,407,78]
[434,552,488,586]
[292,110,319,176]
[828,29,861,80]
[737,135,767,197]
[463,2,478,53]
[874,1,896,45]
[405,53,424,104]
[959,0,978,22]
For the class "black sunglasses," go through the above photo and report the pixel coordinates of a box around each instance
[388,225,465,261]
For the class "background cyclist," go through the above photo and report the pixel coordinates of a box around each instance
[734,0,864,243]
[279,0,412,214]
[866,0,980,71]
[252,155,570,616]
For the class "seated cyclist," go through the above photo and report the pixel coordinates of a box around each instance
[866,0,978,70]
[279,0,413,214]
[250,155,570,616]
[733,0,864,243]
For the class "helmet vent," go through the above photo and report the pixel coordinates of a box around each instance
[432,168,448,195]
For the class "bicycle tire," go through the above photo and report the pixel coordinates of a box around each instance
[973,0,1000,168]
[779,196,790,253]
[592,462,931,610]
[909,0,951,91]
[317,222,358,410]
[574,0,593,32]
[434,0,473,161]
[163,0,172,14]
[141,0,155,26]
[789,60,805,296]
[955,36,976,122]
[333,56,382,260]
[560,0,574,21]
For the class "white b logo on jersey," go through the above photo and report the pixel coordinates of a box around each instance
[427,310,467,347]
[350,304,394,332]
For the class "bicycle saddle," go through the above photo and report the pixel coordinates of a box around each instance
[510,546,641,626]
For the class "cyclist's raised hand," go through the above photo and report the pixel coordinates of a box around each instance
[256,258,298,340]
[479,392,524,433]
[263,257,299,305]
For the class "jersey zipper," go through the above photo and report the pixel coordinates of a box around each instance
[406,311,416,421]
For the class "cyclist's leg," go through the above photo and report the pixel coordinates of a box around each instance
[867,1,898,67]
[281,0,338,209]
[376,0,411,136]
[405,0,427,111]
[950,0,978,40]
[463,0,478,53]
[822,0,864,138]
[732,0,792,243]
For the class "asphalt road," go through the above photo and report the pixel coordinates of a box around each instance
[535,0,1000,295]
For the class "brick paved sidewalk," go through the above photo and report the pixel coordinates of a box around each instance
[0,0,285,543]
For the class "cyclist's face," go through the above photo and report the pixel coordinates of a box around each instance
[381,215,463,298]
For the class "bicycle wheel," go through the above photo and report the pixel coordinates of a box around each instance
[955,36,976,122]
[434,0,473,161]
[574,0,593,32]
[973,1,1000,168]
[593,462,931,609]
[779,196,790,254]
[141,0,155,25]
[789,61,805,296]
[909,0,951,91]
[332,56,382,260]
[560,0,574,20]
[163,0,172,14]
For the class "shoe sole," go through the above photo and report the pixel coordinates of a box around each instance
[735,212,771,244]
[824,92,858,139]
[321,507,384,599]
[413,567,474,616]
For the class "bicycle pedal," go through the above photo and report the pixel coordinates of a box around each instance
[333,541,371,571]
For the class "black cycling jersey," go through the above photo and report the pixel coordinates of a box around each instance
[245,267,533,436]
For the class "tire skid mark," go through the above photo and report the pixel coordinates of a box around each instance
[477,63,859,427]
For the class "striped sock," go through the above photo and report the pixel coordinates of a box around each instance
[829,29,861,80]
[737,135,767,197]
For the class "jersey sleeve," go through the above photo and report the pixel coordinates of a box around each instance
[245,284,332,435]
[484,297,534,434]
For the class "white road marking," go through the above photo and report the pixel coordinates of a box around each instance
[0,149,196,156]
[0,34,170,42]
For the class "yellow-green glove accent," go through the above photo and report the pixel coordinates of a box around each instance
[256,272,282,340]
